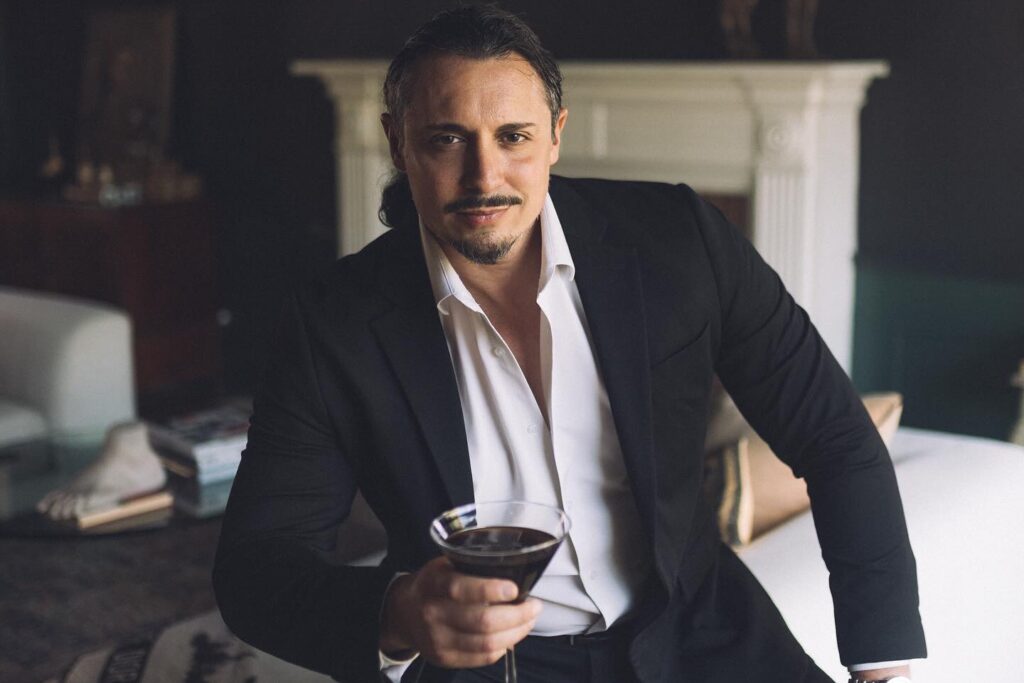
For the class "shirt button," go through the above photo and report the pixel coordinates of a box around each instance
[589,570,598,580]
[526,423,539,434]
[491,346,505,357]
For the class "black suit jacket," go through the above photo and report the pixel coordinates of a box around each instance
[214,176,926,681]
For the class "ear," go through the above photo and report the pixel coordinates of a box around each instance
[549,108,569,166]
[381,113,406,172]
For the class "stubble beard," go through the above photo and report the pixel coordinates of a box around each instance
[447,232,519,265]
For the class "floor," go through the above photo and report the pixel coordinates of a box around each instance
[0,516,222,682]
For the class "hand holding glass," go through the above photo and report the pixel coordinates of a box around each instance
[430,501,571,683]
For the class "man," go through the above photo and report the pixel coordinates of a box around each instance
[214,6,925,682]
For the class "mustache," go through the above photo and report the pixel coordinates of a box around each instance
[444,194,523,214]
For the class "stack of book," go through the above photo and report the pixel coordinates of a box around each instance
[148,404,251,518]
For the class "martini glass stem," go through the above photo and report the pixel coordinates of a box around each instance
[505,646,517,683]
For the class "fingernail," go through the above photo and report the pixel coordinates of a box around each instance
[502,584,518,601]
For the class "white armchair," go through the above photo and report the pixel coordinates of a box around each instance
[0,287,136,449]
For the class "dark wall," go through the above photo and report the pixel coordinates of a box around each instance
[855,1,1024,282]
[848,2,1024,439]
[2,1,1022,429]
[0,2,12,185]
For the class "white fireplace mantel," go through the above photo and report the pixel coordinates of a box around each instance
[291,59,888,371]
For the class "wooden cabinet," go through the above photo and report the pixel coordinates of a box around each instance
[0,198,223,407]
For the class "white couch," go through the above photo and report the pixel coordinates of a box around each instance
[741,427,1024,681]
[0,287,136,449]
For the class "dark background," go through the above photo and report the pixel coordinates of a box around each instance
[1,0,1022,438]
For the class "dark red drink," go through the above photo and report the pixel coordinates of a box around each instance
[443,525,560,602]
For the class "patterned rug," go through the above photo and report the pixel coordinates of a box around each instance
[43,610,333,683]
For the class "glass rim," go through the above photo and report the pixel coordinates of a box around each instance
[429,500,571,558]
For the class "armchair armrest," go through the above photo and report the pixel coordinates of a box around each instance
[0,287,135,445]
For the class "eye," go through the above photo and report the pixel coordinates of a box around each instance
[502,132,528,144]
[431,134,463,146]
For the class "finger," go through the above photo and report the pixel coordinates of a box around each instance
[419,559,518,604]
[443,614,538,656]
[53,495,74,520]
[442,599,542,635]
[442,573,519,604]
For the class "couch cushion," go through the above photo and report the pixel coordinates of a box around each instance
[0,398,47,448]
[705,392,904,546]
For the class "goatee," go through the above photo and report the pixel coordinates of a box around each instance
[448,234,519,265]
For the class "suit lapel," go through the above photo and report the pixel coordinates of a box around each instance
[370,227,474,509]
[550,178,657,537]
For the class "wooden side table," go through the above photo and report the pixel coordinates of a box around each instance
[0,198,223,409]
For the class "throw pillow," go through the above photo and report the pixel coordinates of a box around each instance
[703,392,903,547]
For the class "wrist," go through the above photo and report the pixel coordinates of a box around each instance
[379,573,417,657]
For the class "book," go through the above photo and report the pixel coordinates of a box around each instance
[78,505,174,534]
[157,452,239,485]
[74,490,175,530]
[169,475,233,518]
[148,405,251,481]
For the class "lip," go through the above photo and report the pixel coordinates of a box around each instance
[455,207,509,226]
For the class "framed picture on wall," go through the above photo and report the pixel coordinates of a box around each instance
[76,6,176,181]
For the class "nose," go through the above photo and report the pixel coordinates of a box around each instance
[461,138,503,195]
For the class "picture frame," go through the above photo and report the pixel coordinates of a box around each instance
[75,6,176,180]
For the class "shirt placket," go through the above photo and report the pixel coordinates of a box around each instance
[471,307,560,506]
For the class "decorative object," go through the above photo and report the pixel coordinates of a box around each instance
[76,6,175,183]
[720,0,820,58]
[706,392,904,546]
[37,133,66,180]
[43,611,333,683]
[36,422,168,525]
[63,6,202,205]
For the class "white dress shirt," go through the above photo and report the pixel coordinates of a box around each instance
[422,194,649,635]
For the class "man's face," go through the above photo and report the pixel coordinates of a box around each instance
[383,54,567,265]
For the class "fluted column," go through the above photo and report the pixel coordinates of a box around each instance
[293,60,390,256]
[747,89,821,310]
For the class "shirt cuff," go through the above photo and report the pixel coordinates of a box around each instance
[848,659,913,672]
[379,572,420,680]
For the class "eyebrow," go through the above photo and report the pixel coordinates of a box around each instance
[424,122,538,134]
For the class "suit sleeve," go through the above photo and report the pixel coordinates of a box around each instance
[213,290,396,681]
[683,185,927,665]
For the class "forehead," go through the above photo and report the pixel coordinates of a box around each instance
[404,54,549,125]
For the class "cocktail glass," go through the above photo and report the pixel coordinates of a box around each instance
[430,500,571,683]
